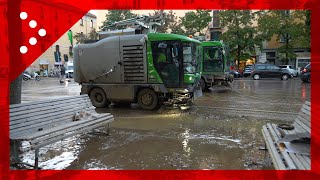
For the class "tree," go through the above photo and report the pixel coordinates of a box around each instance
[219,10,260,67]
[257,10,308,64]
[73,28,99,44]
[180,10,212,36]
[170,20,185,35]
[99,10,137,31]
[149,10,177,33]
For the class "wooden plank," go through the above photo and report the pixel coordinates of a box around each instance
[290,122,306,134]
[10,100,91,122]
[10,97,90,116]
[10,95,87,109]
[262,126,287,170]
[302,104,311,112]
[300,107,311,117]
[31,119,113,150]
[10,113,88,139]
[296,115,310,128]
[10,106,94,130]
[30,115,114,144]
[296,154,310,169]
[305,101,310,106]
[11,107,95,139]
[294,119,310,133]
[298,110,310,121]
[269,124,297,170]
[17,114,113,140]
[261,101,311,170]
[302,155,311,166]
[287,153,306,169]
[10,102,91,124]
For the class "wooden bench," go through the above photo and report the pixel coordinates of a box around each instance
[262,101,310,170]
[10,95,114,169]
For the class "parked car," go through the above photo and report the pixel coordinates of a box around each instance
[243,65,253,77]
[66,61,74,78]
[279,65,299,77]
[251,63,291,80]
[228,69,241,78]
[300,63,311,83]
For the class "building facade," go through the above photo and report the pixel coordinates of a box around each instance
[207,10,310,70]
[27,12,97,76]
[260,34,310,71]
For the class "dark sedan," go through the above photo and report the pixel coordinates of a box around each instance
[243,65,253,77]
[251,63,291,80]
[300,63,311,83]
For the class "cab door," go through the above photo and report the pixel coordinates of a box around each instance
[151,41,183,88]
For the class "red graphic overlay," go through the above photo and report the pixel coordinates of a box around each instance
[0,0,319,179]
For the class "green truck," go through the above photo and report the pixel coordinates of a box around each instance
[199,41,233,90]
[73,32,202,110]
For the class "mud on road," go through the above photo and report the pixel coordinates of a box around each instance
[20,78,310,170]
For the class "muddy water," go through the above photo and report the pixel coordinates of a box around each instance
[21,78,310,170]
[66,106,280,170]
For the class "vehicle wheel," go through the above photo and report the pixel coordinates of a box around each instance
[137,88,159,110]
[89,88,110,108]
[199,78,208,91]
[281,74,289,80]
[306,76,311,83]
[23,76,29,81]
[253,74,260,80]
[35,76,41,81]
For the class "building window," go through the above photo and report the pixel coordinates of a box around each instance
[80,18,83,26]
[90,20,93,28]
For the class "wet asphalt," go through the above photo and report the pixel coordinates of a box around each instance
[21,77,310,170]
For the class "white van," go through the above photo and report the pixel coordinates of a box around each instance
[66,61,74,78]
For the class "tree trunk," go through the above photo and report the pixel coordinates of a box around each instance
[8,0,22,105]
[10,75,22,104]
[237,45,241,68]
[285,35,289,65]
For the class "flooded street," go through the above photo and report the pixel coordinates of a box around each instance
[20,77,310,170]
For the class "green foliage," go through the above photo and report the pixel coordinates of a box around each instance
[73,28,99,44]
[170,20,185,35]
[149,10,176,33]
[219,10,259,66]
[180,10,212,36]
[257,10,309,64]
[99,10,137,31]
